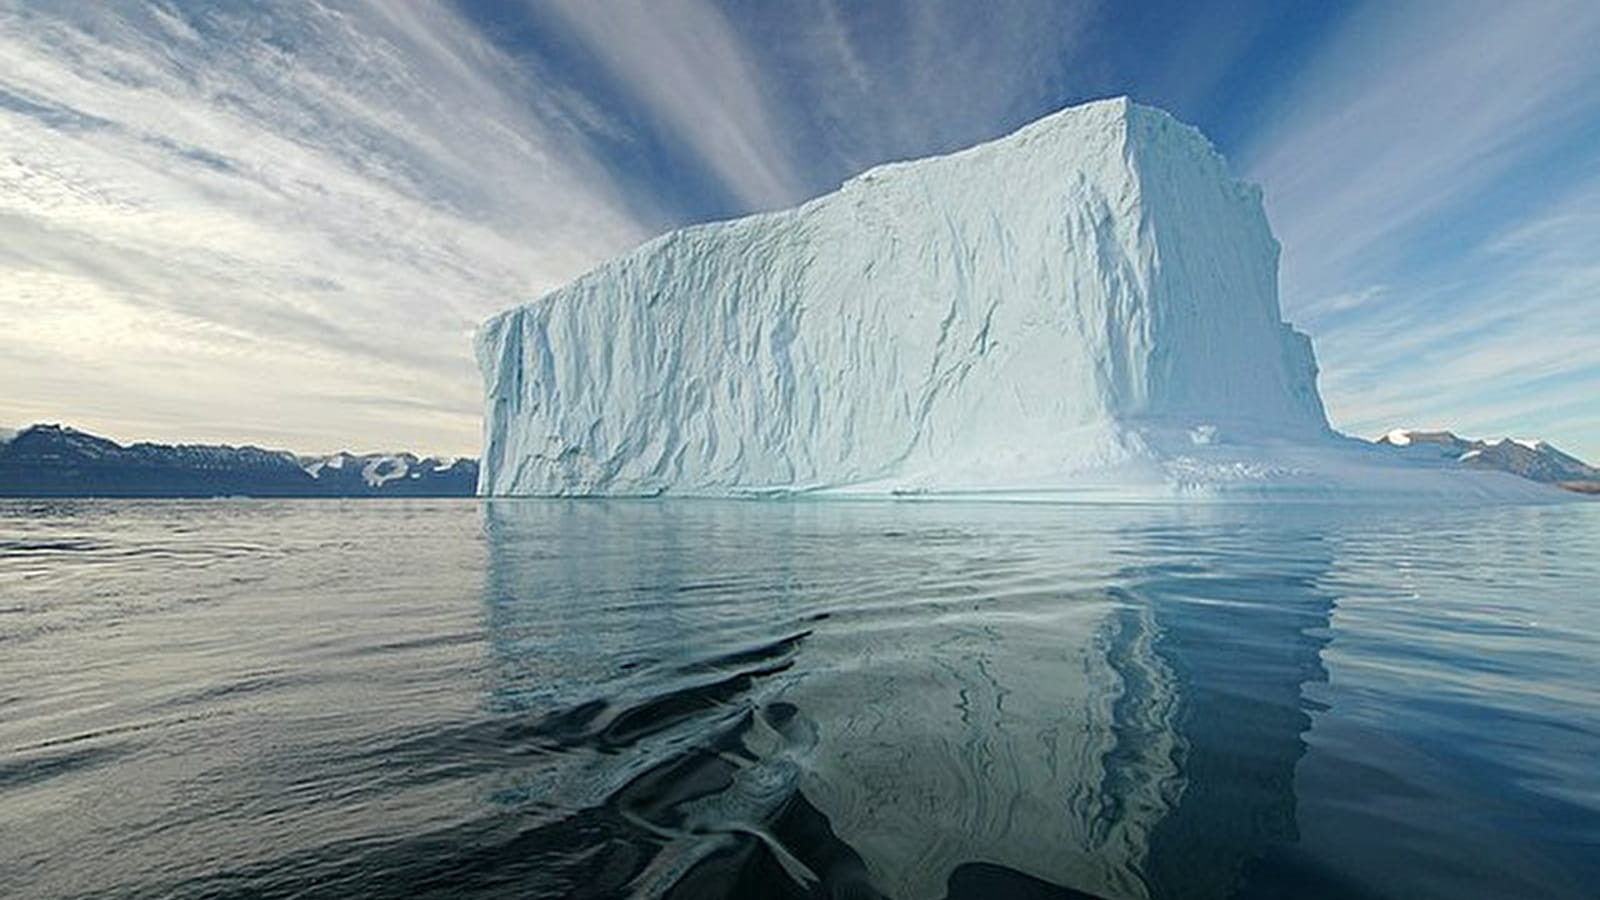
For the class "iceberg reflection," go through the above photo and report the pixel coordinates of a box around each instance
[478,500,1335,899]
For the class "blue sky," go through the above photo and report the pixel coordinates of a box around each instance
[1,0,1596,458]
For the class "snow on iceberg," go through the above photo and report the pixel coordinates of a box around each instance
[476,98,1560,501]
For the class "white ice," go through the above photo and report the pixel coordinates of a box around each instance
[476,98,1562,503]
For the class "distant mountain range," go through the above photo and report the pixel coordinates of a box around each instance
[0,422,1593,499]
[1377,429,1600,494]
[0,424,477,498]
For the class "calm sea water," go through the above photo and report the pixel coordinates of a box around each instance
[1,498,1596,900]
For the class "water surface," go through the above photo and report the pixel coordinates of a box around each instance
[1,498,1596,899]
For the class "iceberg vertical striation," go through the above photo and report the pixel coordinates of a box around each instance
[475,98,1547,499]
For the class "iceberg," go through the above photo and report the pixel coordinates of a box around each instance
[477,98,1560,501]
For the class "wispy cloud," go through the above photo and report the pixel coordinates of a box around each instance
[768,0,1101,182]
[1246,1,1600,304]
[535,0,1100,213]
[538,0,805,212]
[1243,0,1600,458]
[1308,174,1600,456]
[0,1,645,454]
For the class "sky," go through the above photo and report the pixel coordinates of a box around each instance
[1,0,1596,459]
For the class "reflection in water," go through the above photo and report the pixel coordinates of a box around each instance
[473,501,1338,899]
[1128,526,1333,900]
[6,499,1592,900]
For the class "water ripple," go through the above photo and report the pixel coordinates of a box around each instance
[0,499,1596,899]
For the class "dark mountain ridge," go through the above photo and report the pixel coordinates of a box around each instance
[0,424,477,498]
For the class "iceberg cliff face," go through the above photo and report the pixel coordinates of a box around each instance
[476,98,1550,500]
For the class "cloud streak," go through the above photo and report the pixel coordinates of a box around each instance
[538,0,806,213]
[531,0,1101,216]
[1243,0,1600,458]
[0,0,645,454]
[1308,174,1600,452]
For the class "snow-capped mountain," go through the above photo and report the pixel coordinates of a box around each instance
[0,424,476,498]
[476,97,1558,501]
[1377,429,1600,492]
[298,451,474,494]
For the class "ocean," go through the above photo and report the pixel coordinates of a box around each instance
[2,498,1596,899]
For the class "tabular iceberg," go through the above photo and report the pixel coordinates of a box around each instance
[477,97,1556,500]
